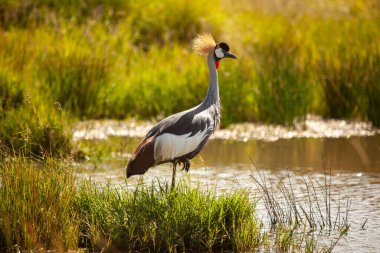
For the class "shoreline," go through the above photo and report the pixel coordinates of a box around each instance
[73,115,380,142]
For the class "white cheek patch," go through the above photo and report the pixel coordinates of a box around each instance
[215,48,224,58]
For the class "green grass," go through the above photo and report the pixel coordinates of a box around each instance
[0,156,79,250]
[253,42,312,125]
[317,41,380,121]
[0,0,379,153]
[0,154,349,252]
[40,40,110,118]
[0,2,368,249]
[0,67,72,156]
[75,180,261,252]
[0,155,261,252]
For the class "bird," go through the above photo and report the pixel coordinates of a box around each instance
[126,33,237,188]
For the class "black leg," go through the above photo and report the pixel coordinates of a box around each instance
[171,161,177,190]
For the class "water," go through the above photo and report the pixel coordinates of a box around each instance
[74,120,380,252]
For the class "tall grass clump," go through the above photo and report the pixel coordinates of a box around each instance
[251,168,350,252]
[223,12,315,125]
[75,180,261,252]
[0,0,130,28]
[109,45,209,119]
[0,154,263,252]
[218,60,256,126]
[127,0,222,48]
[365,48,380,126]
[254,42,312,125]
[0,156,79,251]
[39,41,110,118]
[317,45,378,120]
[308,16,380,123]
[0,71,23,112]
[0,101,72,157]
[0,67,72,156]
[0,0,221,45]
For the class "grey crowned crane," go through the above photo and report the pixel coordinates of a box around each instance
[126,34,237,188]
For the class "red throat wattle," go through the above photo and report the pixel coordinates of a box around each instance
[215,60,220,69]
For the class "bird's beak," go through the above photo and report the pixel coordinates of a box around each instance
[224,51,237,59]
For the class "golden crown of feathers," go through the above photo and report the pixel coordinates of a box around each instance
[192,33,216,56]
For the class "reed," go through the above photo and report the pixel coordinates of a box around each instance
[250,165,350,252]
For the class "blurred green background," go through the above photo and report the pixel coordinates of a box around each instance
[0,0,379,155]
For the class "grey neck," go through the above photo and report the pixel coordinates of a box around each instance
[201,52,220,107]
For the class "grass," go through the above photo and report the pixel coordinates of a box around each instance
[40,40,110,118]
[0,2,370,250]
[0,156,79,250]
[0,154,261,252]
[0,151,349,252]
[75,180,261,252]
[317,44,380,120]
[251,168,351,253]
[251,167,350,230]
[253,42,312,125]
[0,153,350,252]
[0,0,379,152]
[0,67,72,157]
[0,3,371,248]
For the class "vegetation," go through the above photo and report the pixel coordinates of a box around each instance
[0,154,261,252]
[0,0,379,153]
[1,1,370,251]
[0,1,372,250]
[0,154,349,252]
[0,68,71,156]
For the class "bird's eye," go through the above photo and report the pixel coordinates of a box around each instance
[215,48,224,58]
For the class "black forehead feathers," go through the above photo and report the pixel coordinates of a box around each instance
[218,42,230,52]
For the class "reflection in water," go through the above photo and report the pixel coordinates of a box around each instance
[75,134,380,253]
[199,136,380,173]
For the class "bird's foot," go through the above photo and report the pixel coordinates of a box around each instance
[179,159,190,173]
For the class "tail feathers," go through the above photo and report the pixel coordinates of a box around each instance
[126,137,156,178]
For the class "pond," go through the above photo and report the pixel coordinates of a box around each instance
[74,118,380,252]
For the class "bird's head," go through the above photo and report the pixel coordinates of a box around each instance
[214,42,237,69]
[192,33,237,69]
